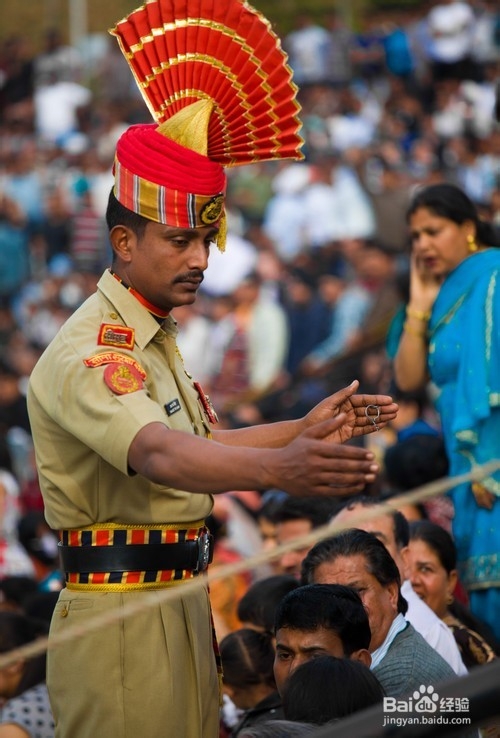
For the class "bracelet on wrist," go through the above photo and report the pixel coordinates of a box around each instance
[406,306,431,321]
[403,321,427,338]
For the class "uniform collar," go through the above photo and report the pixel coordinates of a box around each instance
[97,269,177,350]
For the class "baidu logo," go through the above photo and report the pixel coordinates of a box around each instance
[383,685,471,729]
[413,685,440,713]
[384,685,440,714]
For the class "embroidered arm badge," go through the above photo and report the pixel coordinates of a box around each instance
[83,352,146,395]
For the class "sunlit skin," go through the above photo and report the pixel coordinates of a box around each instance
[297,385,398,448]
[407,539,457,620]
[312,554,399,651]
[408,207,475,281]
[110,221,219,313]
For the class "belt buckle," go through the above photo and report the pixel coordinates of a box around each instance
[195,531,213,573]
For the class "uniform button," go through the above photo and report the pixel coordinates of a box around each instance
[60,606,69,618]
[110,312,118,319]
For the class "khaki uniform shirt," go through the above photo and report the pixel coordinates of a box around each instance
[27,269,214,531]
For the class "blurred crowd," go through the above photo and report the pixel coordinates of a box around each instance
[0,0,499,734]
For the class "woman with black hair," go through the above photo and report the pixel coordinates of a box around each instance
[408,520,499,670]
[0,610,54,737]
[219,628,283,737]
[393,182,500,641]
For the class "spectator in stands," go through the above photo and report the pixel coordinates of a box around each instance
[281,268,330,378]
[392,183,500,639]
[0,611,54,737]
[273,583,372,696]
[220,628,283,737]
[0,193,30,309]
[299,265,372,378]
[17,511,63,593]
[2,141,45,227]
[323,11,354,88]
[0,359,30,437]
[254,493,287,576]
[33,27,83,88]
[0,34,34,132]
[383,433,454,533]
[283,14,331,87]
[408,520,499,669]
[0,576,37,613]
[301,528,456,697]
[331,497,467,675]
[237,575,300,635]
[270,496,342,579]
[0,468,35,580]
[424,0,481,82]
[208,271,289,414]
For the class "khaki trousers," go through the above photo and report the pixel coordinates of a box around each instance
[48,585,220,738]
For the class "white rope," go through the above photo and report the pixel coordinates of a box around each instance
[1,459,499,669]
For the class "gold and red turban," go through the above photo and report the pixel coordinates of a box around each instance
[109,0,304,250]
[114,124,226,230]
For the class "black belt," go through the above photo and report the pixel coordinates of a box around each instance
[58,532,214,574]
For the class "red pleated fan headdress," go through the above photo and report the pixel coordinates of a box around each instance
[109,0,304,250]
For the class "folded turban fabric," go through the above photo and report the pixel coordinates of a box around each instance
[114,124,226,231]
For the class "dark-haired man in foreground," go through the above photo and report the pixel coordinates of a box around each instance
[273,583,372,695]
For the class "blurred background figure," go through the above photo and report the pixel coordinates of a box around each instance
[0,610,54,737]
[424,0,481,83]
[0,575,37,613]
[268,496,342,579]
[255,492,288,576]
[237,575,300,635]
[283,14,331,88]
[17,510,63,593]
[0,468,35,580]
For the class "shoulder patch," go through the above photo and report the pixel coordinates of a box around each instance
[98,323,135,350]
[83,352,147,379]
[103,362,144,395]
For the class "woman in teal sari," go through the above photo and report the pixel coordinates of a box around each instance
[393,183,500,641]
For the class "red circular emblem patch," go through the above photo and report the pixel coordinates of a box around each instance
[103,362,144,395]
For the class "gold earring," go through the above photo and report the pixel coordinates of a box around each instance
[446,592,454,605]
[467,234,478,253]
